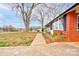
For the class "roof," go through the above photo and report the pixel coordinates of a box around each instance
[45,3,79,27]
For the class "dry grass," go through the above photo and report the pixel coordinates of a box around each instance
[0,32,37,47]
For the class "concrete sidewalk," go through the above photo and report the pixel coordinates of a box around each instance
[31,33,46,46]
[0,43,79,56]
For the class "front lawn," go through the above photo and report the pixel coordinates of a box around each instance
[0,32,37,47]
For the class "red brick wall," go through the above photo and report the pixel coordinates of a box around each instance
[65,11,79,41]
[53,30,63,35]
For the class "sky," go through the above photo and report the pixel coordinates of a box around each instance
[0,3,74,28]
[0,4,41,28]
[0,4,25,28]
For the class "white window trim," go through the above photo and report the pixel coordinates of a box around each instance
[77,14,79,31]
[58,18,60,30]
[52,18,64,30]
[53,21,63,30]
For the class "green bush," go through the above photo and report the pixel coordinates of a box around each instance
[51,33,64,40]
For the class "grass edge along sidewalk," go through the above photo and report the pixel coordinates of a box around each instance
[0,32,37,47]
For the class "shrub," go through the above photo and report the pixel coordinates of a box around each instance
[51,33,64,41]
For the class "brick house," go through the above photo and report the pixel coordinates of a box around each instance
[45,3,79,42]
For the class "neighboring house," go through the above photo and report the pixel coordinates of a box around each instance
[45,3,79,42]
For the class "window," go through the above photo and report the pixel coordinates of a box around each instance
[77,15,79,31]
[58,18,64,30]
[59,19,64,30]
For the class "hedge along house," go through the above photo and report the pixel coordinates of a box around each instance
[45,3,79,42]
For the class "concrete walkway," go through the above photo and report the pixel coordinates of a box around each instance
[31,33,46,46]
[0,43,79,56]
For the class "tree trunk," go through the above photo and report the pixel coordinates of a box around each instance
[20,3,30,32]
[41,18,44,33]
[24,17,30,32]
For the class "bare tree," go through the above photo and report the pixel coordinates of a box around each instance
[43,3,73,30]
[32,4,49,32]
[37,8,46,32]
[5,3,73,32]
[6,3,40,31]
[2,25,17,32]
